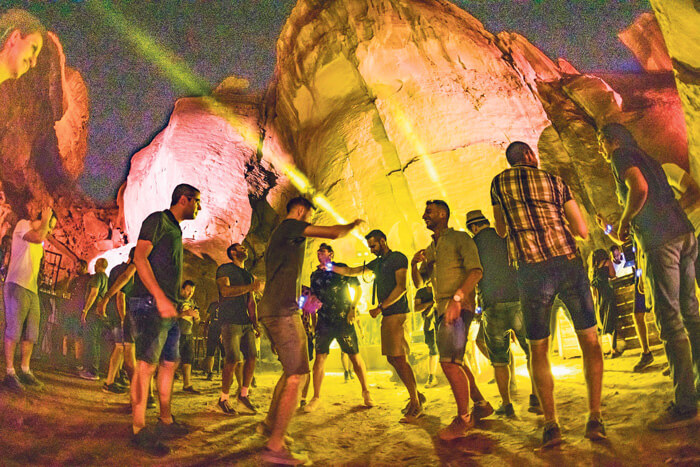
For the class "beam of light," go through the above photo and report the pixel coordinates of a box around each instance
[90,1,366,245]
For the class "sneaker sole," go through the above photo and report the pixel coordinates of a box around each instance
[648,415,700,431]
[585,431,607,440]
[542,437,563,448]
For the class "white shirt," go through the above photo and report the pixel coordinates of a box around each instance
[663,163,700,236]
[5,220,44,294]
[612,252,634,277]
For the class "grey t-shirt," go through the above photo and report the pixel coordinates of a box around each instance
[258,218,310,318]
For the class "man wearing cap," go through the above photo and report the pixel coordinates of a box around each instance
[304,242,373,412]
[491,141,604,447]
[411,200,493,440]
[466,210,540,417]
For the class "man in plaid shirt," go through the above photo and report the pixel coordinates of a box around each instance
[491,141,605,447]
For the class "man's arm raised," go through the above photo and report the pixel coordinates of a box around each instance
[302,219,363,240]
[217,276,263,298]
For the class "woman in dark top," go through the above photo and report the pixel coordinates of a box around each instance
[591,249,620,356]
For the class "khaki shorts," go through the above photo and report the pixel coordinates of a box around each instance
[380,313,410,357]
[261,315,310,375]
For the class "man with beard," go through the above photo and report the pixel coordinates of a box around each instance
[215,243,263,414]
[304,242,374,412]
[411,201,493,440]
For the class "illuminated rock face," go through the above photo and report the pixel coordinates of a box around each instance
[650,0,700,179]
[618,13,672,73]
[122,93,273,265]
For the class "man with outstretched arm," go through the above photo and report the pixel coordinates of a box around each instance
[491,141,604,447]
[332,229,423,423]
[128,184,201,456]
[257,196,363,465]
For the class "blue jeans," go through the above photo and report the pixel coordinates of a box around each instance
[129,296,180,365]
[482,301,529,366]
[644,232,700,410]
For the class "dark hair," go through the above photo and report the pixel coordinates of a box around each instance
[505,141,534,166]
[426,200,450,221]
[599,123,637,148]
[0,9,45,49]
[286,197,314,213]
[128,247,135,261]
[226,243,241,261]
[170,184,200,207]
[365,229,386,242]
[318,242,333,253]
[469,219,490,229]
[592,249,609,265]
[77,259,87,269]
[37,210,58,225]
[182,280,196,289]
[609,245,620,254]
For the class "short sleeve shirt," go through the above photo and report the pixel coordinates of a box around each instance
[611,147,691,251]
[366,251,409,316]
[258,218,310,318]
[130,210,183,304]
[216,263,254,325]
[310,262,360,324]
[86,272,108,312]
[106,262,133,320]
[415,286,435,331]
[67,274,91,313]
[178,298,198,335]
[490,166,577,264]
[5,219,44,293]
[418,228,482,313]
[472,227,519,307]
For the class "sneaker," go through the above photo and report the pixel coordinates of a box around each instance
[662,366,671,377]
[17,370,44,389]
[103,382,127,394]
[251,376,257,388]
[542,422,562,448]
[218,397,236,415]
[399,403,424,423]
[183,385,201,394]
[648,402,699,431]
[425,375,438,388]
[256,420,294,445]
[237,394,257,413]
[155,416,191,439]
[472,400,494,421]
[349,371,355,380]
[205,372,213,381]
[131,427,170,457]
[362,390,375,408]
[633,352,654,372]
[438,414,474,441]
[528,394,544,415]
[3,373,25,393]
[344,370,350,383]
[402,392,427,414]
[261,446,308,466]
[78,369,99,381]
[116,375,130,387]
[299,399,307,409]
[147,395,156,409]
[495,403,515,417]
[303,397,321,413]
[584,417,607,440]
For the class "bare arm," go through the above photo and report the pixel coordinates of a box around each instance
[133,239,177,318]
[82,286,99,321]
[619,167,648,239]
[563,199,588,240]
[216,276,261,298]
[96,263,136,315]
[331,263,367,277]
[411,249,427,289]
[23,207,53,244]
[414,299,433,314]
[605,259,616,278]
[492,204,507,238]
[303,219,363,240]
[379,268,408,309]
[116,290,126,322]
[678,172,700,210]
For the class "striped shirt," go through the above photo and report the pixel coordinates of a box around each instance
[490,165,577,265]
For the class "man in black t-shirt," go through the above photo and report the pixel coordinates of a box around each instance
[333,229,422,424]
[78,258,109,381]
[215,243,263,414]
[303,243,373,413]
[178,280,200,394]
[202,301,223,380]
[257,197,362,465]
[128,184,201,456]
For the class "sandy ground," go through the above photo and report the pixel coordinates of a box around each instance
[1,347,700,466]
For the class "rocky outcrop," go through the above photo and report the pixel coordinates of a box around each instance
[650,0,700,180]
[121,91,276,265]
[618,13,672,72]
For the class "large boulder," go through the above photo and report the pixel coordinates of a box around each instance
[618,12,673,72]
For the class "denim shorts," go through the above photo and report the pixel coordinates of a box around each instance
[482,301,529,366]
[261,315,309,375]
[517,255,597,341]
[221,323,256,364]
[423,327,438,356]
[436,308,474,365]
[3,282,40,343]
[129,296,180,364]
[315,319,359,355]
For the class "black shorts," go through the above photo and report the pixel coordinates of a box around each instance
[315,320,359,355]
[179,334,194,365]
[206,322,223,357]
[123,310,135,344]
[423,327,438,356]
[129,297,180,364]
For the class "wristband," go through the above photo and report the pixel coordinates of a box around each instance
[604,224,613,235]
[325,261,334,272]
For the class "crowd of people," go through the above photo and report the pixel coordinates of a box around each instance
[2,8,700,466]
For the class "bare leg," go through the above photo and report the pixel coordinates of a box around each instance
[311,353,328,399]
[348,353,369,392]
[123,343,136,380]
[131,360,157,433]
[204,356,214,374]
[221,361,237,395]
[387,356,419,404]
[157,360,178,423]
[242,357,256,389]
[75,339,83,362]
[106,344,125,385]
[634,312,651,354]
[19,340,34,372]
[235,363,243,391]
[266,373,286,425]
[577,327,604,417]
[4,339,17,374]
[461,362,485,402]
[529,338,557,423]
[494,365,511,405]
[182,363,192,388]
[341,352,350,372]
[442,362,470,416]
[267,373,306,452]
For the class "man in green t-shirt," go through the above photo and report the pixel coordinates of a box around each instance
[79,258,109,381]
